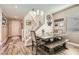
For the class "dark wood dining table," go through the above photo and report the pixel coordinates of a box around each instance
[36,35,68,54]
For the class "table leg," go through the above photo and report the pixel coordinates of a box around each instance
[63,43,67,49]
[49,48,54,55]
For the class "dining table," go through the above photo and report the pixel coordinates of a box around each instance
[36,34,68,54]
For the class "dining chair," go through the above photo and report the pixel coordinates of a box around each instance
[31,31,38,55]
[31,31,46,55]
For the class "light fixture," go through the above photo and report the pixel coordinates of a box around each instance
[30,8,36,17]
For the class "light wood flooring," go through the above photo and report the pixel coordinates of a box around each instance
[0,38,32,55]
[0,38,79,55]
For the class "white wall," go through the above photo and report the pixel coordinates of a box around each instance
[53,5,79,44]
[0,8,2,45]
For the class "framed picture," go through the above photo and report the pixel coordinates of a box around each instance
[26,20,31,25]
[67,17,79,32]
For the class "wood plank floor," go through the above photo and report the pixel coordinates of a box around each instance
[0,38,32,55]
[0,38,79,55]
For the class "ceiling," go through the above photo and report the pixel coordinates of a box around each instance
[0,4,74,19]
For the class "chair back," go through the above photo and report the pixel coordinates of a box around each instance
[31,31,38,54]
[31,31,36,42]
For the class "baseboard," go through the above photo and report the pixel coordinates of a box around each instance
[67,42,79,47]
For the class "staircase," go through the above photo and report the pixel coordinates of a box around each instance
[25,21,44,46]
[23,10,45,46]
[34,21,44,31]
